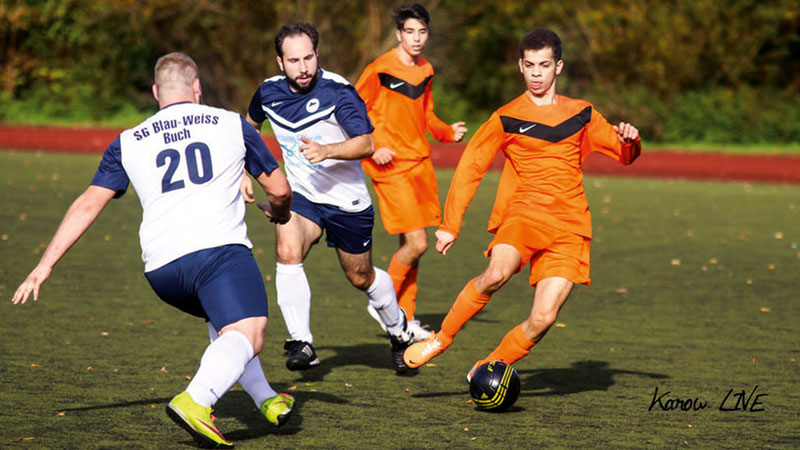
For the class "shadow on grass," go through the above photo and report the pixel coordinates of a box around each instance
[59,389,350,441]
[519,360,669,397]
[288,342,421,382]
[412,360,669,400]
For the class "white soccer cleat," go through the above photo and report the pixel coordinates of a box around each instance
[366,304,388,332]
[407,319,432,342]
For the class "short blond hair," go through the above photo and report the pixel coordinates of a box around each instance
[154,52,198,91]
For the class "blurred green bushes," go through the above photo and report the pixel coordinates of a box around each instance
[2,0,798,144]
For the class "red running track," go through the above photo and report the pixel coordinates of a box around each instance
[2,125,799,184]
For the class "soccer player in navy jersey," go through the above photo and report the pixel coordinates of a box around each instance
[243,23,413,373]
[12,52,295,448]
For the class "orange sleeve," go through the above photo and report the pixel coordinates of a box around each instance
[580,108,641,165]
[355,63,380,112]
[440,113,505,238]
[423,79,456,143]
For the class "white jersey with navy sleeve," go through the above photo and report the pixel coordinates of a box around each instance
[91,102,280,271]
[248,69,374,213]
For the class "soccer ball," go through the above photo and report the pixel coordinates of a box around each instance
[469,361,521,412]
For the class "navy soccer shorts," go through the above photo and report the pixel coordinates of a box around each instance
[291,191,375,254]
[144,244,268,331]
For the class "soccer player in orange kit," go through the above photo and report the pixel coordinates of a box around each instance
[403,28,641,380]
[356,3,467,341]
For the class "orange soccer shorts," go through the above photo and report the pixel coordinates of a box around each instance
[371,158,442,235]
[486,218,591,286]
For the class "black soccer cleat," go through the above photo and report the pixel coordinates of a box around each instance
[389,311,413,373]
[283,340,320,371]
[390,331,413,373]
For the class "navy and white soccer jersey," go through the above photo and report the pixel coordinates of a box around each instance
[248,69,374,213]
[91,102,280,271]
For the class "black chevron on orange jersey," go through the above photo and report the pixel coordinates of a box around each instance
[500,106,592,143]
[378,73,432,99]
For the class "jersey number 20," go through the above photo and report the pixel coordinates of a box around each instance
[156,142,213,193]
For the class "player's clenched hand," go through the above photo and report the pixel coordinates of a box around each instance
[240,175,255,203]
[12,265,52,305]
[435,230,456,256]
[256,201,291,225]
[372,147,395,165]
[300,136,329,164]
[451,122,467,142]
[613,122,639,143]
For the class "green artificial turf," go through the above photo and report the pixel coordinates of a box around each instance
[1,150,798,448]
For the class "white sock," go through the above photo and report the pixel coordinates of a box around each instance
[207,322,277,408]
[186,330,254,407]
[276,262,313,343]
[366,267,405,335]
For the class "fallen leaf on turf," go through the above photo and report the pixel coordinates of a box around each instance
[113,369,119,373]
[160,366,168,373]
[344,383,352,387]
[18,437,34,441]
[463,428,469,432]
[101,331,109,336]
[31,364,40,368]
[310,388,317,392]
[555,323,566,327]
[615,288,627,294]
[1,234,7,241]
[87,366,94,371]
[688,424,693,428]
[151,404,156,409]
[774,231,784,239]
[671,259,681,266]
[767,264,776,270]
[425,363,437,367]
[746,279,753,285]
[185,376,191,380]
[709,257,718,264]
[701,265,708,271]
[289,385,298,390]
[144,319,155,324]
[125,322,133,326]
[751,358,757,363]
[404,388,410,392]
[19,214,27,221]
[104,234,112,241]
[760,307,770,312]
[57,412,66,416]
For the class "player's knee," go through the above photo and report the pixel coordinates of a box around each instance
[528,309,558,330]
[408,237,428,258]
[481,266,512,292]
[346,269,373,291]
[275,242,301,264]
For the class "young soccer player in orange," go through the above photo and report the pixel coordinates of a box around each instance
[403,28,641,379]
[355,3,467,340]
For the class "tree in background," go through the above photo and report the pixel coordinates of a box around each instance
[2,0,798,142]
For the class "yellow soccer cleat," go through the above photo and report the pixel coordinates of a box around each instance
[166,391,233,448]
[260,393,295,427]
[403,332,448,369]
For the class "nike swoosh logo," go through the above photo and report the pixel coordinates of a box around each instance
[519,124,536,133]
[271,101,283,107]
[389,82,405,89]
[363,240,371,247]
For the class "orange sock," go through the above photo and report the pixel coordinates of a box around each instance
[388,254,417,320]
[397,267,418,320]
[484,324,535,365]
[387,254,412,292]
[439,279,491,346]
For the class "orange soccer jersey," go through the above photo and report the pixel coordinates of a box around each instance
[356,49,456,178]
[441,93,641,241]
[356,50,456,234]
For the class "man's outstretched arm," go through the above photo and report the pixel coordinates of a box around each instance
[12,185,116,304]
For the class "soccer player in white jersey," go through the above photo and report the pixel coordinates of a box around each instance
[244,23,413,373]
[12,53,295,448]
